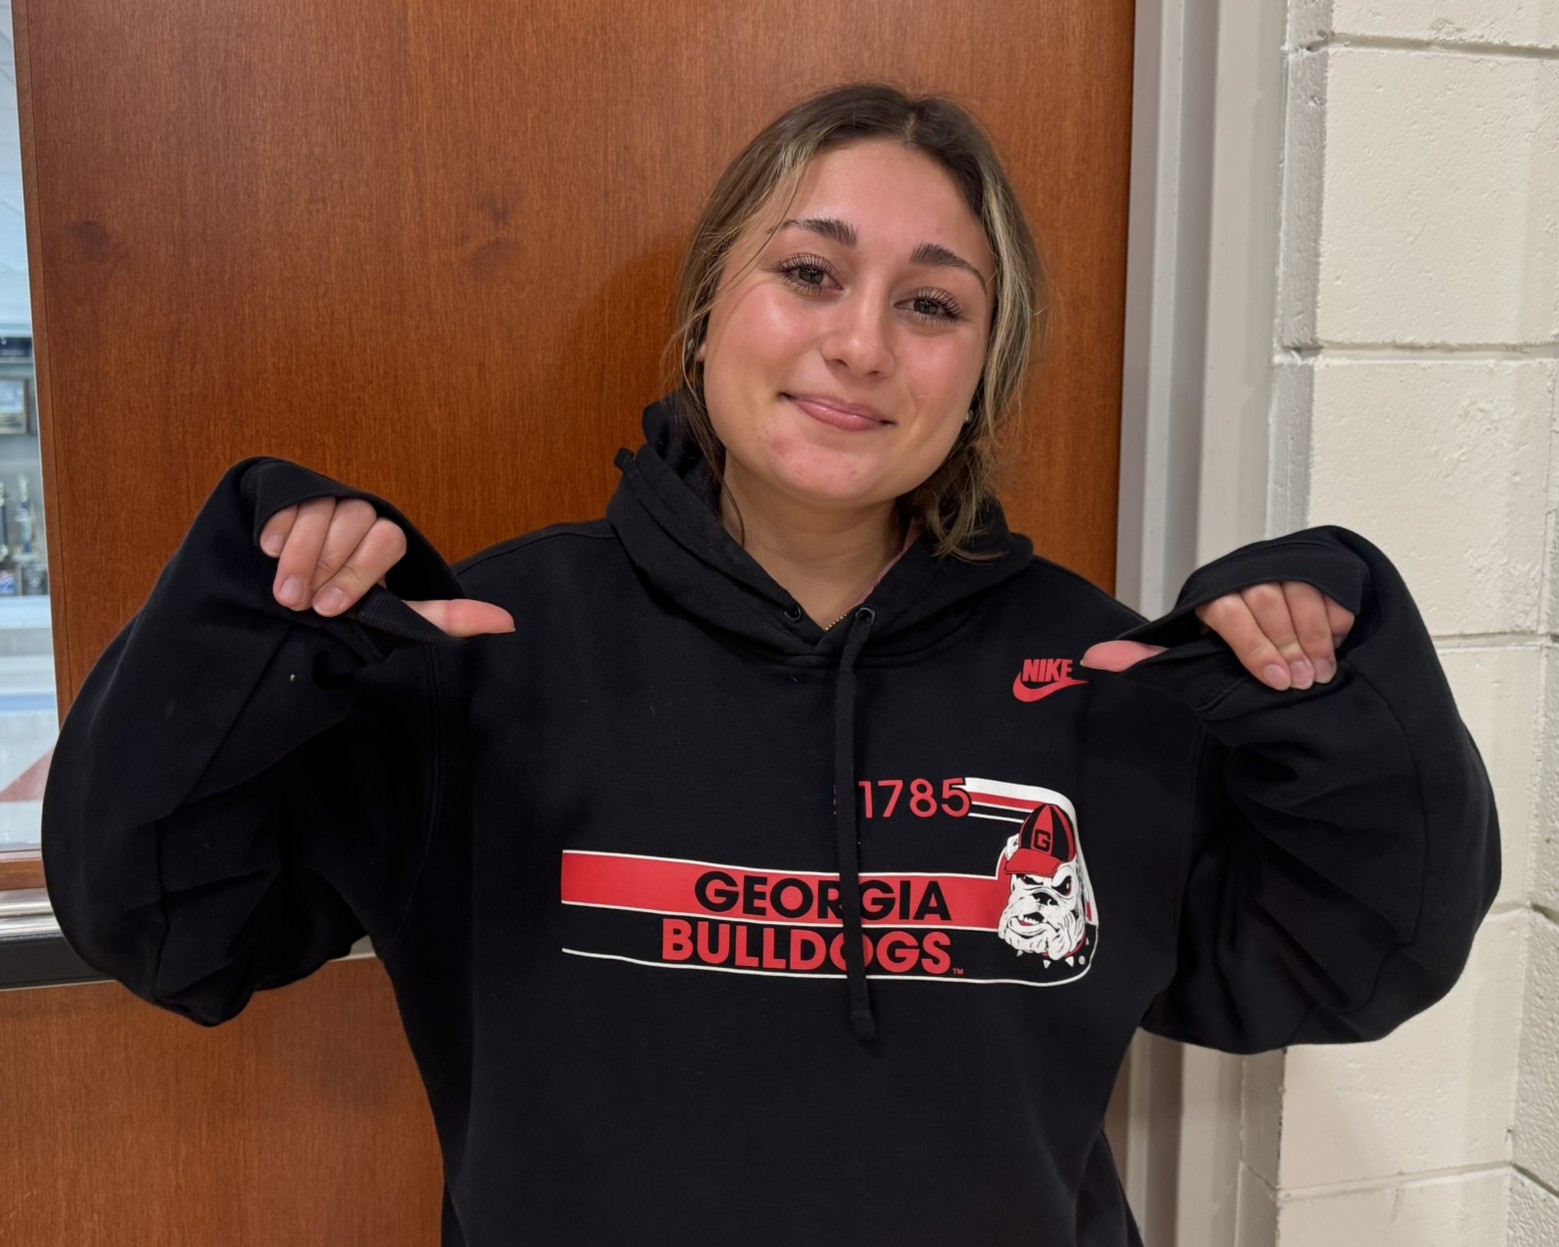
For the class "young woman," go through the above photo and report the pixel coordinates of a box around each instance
[43,85,1498,1246]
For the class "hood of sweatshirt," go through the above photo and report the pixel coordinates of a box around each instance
[606,398,1035,660]
[604,397,1036,1037]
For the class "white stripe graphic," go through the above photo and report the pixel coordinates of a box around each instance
[560,946,1094,988]
[961,777,1078,822]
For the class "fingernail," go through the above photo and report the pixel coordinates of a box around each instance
[313,587,346,616]
[1315,658,1336,683]
[1290,658,1314,690]
[1262,663,1290,690]
[261,534,283,557]
[279,576,305,607]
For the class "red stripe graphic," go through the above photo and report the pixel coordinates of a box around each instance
[965,791,1038,812]
[562,852,1009,929]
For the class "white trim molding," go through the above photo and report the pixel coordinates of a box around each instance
[1116,0,1291,1243]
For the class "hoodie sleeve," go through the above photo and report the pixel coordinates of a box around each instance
[1120,526,1499,1053]
[42,458,463,1026]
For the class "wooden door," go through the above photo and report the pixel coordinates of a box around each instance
[2,0,1135,1241]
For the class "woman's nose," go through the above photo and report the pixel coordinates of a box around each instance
[820,295,895,377]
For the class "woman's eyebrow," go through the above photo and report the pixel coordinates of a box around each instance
[778,217,988,287]
[909,241,989,288]
[781,216,857,246]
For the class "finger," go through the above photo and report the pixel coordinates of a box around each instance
[273,498,336,609]
[1326,597,1357,646]
[407,598,516,638]
[311,518,407,617]
[1197,593,1292,690]
[1079,639,1167,672]
[259,506,298,558]
[309,499,379,598]
[1282,581,1337,683]
[1238,582,1314,689]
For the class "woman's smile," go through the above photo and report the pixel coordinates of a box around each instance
[783,392,894,432]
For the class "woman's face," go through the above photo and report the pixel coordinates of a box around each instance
[699,140,995,518]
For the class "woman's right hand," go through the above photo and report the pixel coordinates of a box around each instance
[259,498,514,638]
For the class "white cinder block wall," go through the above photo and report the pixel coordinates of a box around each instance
[1258,1,1559,1242]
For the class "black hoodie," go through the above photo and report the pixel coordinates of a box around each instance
[43,400,1499,1246]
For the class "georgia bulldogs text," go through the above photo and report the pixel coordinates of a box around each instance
[559,778,1100,987]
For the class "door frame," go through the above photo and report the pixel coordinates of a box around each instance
[1116,0,1289,1243]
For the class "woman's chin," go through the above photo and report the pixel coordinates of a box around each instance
[752,441,908,511]
[766,463,898,512]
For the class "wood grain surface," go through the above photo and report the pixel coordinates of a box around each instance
[0,846,43,890]
[18,0,1134,707]
[0,958,442,1245]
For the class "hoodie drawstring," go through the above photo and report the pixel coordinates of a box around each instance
[834,606,877,1042]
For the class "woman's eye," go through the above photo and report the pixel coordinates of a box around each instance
[776,255,835,292]
[906,291,963,323]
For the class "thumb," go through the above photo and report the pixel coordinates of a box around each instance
[406,598,516,638]
[1080,639,1167,673]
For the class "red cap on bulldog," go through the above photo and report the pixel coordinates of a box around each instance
[1002,804,1077,877]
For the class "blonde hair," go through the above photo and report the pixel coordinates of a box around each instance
[667,83,1047,558]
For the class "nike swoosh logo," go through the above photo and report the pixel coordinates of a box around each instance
[1012,674,1088,703]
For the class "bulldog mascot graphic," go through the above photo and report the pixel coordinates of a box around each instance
[996,802,1096,965]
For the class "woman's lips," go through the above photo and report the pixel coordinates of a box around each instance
[785,393,891,432]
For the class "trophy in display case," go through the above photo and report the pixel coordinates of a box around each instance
[16,474,33,554]
[0,380,24,436]
[12,474,45,596]
[0,480,13,596]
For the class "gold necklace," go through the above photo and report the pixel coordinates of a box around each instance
[804,518,907,631]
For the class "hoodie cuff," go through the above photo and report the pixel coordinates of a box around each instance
[1111,528,1373,716]
[236,457,463,652]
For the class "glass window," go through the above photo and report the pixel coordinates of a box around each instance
[0,0,56,856]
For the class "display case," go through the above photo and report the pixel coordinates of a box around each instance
[0,337,55,851]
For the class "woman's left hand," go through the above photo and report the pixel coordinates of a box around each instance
[1081,581,1357,691]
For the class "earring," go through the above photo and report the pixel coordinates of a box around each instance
[964,409,975,425]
